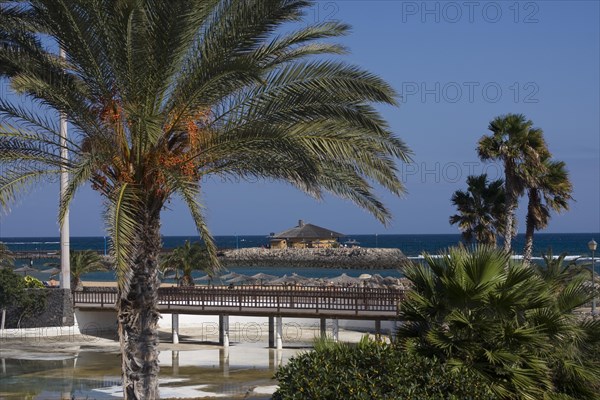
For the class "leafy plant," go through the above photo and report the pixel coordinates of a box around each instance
[0,268,25,310]
[274,336,498,400]
[532,249,586,289]
[0,268,46,327]
[398,245,600,400]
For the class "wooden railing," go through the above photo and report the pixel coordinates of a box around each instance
[74,286,405,315]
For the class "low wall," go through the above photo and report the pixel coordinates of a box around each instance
[219,247,407,269]
[75,309,118,335]
[3,288,74,329]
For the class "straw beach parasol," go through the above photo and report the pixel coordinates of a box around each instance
[194,274,213,282]
[328,273,360,286]
[252,272,278,285]
[270,273,307,285]
[219,272,240,280]
[41,267,61,276]
[226,274,258,285]
[14,266,38,275]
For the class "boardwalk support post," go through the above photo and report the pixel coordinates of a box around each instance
[320,317,326,338]
[219,315,230,347]
[172,313,179,344]
[268,316,275,348]
[332,318,339,342]
[275,316,283,350]
[375,320,381,339]
[390,320,400,340]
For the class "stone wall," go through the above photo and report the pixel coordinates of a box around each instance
[219,247,407,269]
[3,288,74,329]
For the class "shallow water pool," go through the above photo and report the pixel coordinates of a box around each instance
[0,345,292,399]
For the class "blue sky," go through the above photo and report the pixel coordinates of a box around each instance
[0,1,598,237]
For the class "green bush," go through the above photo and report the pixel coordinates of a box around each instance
[273,337,497,400]
[398,246,600,399]
[0,269,47,326]
[0,268,25,309]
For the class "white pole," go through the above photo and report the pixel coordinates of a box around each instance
[275,316,283,350]
[172,313,179,344]
[219,315,229,347]
[59,47,70,290]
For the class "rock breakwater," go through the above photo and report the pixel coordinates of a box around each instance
[218,247,407,269]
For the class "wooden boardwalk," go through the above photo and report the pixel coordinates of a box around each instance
[74,286,405,320]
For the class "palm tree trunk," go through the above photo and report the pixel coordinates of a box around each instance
[523,189,538,266]
[118,209,162,400]
[503,173,517,254]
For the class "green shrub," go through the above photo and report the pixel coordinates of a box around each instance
[398,246,600,399]
[273,337,497,400]
[0,268,25,309]
[0,269,47,326]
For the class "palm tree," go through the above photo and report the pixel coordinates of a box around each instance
[523,158,573,264]
[477,114,549,253]
[398,246,600,399]
[45,250,107,290]
[160,241,211,286]
[449,174,505,246]
[0,2,411,398]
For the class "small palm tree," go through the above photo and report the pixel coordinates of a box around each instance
[449,174,505,245]
[478,114,550,253]
[523,158,573,264]
[160,241,212,286]
[532,249,586,289]
[46,250,107,290]
[398,245,600,399]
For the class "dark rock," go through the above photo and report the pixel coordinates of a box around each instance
[218,247,407,269]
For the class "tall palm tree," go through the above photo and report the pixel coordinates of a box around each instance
[523,158,573,264]
[477,114,549,253]
[449,174,505,246]
[398,246,600,400]
[46,250,107,290]
[160,241,211,286]
[0,2,411,398]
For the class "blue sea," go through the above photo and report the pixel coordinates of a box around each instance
[2,233,599,282]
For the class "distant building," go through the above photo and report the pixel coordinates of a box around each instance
[270,220,345,249]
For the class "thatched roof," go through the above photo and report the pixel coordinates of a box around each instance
[272,220,344,240]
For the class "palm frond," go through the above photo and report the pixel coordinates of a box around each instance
[105,183,140,297]
[175,181,221,274]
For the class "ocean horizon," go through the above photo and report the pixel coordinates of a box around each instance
[3,232,599,258]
